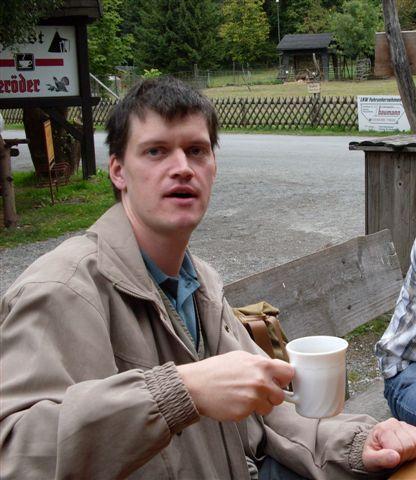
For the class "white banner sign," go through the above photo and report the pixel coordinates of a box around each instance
[0,26,79,98]
[357,95,410,132]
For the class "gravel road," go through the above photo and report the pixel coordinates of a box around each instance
[1,132,366,294]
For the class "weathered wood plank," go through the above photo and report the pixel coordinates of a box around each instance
[366,154,381,235]
[349,135,416,152]
[224,230,403,340]
[394,156,411,273]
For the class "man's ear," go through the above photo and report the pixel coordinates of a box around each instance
[109,154,126,191]
[213,152,217,178]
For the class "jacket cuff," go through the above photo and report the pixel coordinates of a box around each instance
[348,429,369,472]
[144,362,200,434]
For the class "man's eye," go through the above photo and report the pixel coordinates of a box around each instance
[188,147,204,156]
[147,147,161,156]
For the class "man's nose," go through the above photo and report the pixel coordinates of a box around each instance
[170,149,194,178]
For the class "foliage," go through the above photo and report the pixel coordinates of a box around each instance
[134,0,223,73]
[0,170,115,248]
[88,0,133,77]
[296,0,333,33]
[329,0,383,59]
[279,0,331,35]
[142,68,163,79]
[0,0,63,48]
[220,0,271,64]
[397,0,416,30]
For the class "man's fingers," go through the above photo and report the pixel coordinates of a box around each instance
[364,449,401,472]
[267,387,285,406]
[268,359,294,388]
[363,419,416,471]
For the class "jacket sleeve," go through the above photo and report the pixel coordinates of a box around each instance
[222,297,383,479]
[0,281,199,480]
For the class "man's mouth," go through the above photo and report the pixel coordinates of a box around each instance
[165,187,197,199]
[168,192,194,198]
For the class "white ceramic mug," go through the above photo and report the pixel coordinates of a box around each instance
[283,335,348,418]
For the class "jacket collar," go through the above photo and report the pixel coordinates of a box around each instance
[87,203,226,356]
[87,203,158,301]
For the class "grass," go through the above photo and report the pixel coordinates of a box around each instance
[0,169,115,249]
[203,77,408,99]
[344,314,391,341]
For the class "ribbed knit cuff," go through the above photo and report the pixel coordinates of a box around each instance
[348,430,369,472]
[144,362,200,434]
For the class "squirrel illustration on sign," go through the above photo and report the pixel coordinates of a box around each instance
[46,76,70,92]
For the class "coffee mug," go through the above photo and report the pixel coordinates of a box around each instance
[283,335,348,418]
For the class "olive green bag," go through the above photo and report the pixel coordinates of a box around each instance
[233,301,289,362]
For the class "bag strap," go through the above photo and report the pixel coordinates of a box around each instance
[244,320,275,359]
[266,315,289,362]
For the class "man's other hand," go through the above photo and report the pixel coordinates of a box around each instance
[362,418,416,471]
[177,350,294,422]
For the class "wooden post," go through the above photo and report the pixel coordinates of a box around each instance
[75,23,97,179]
[349,135,416,273]
[0,137,18,228]
[382,0,416,132]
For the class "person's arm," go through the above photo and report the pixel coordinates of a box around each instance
[0,282,199,480]
[205,298,416,479]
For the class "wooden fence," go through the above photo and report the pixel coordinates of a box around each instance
[1,95,358,130]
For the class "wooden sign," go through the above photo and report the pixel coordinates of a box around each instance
[307,82,321,94]
[375,31,416,78]
[0,26,79,99]
[43,120,55,165]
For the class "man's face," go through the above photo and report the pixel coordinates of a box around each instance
[109,110,216,240]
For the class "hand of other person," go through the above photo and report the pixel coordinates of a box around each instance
[362,418,416,471]
[177,350,294,422]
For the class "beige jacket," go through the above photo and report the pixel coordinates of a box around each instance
[0,204,379,479]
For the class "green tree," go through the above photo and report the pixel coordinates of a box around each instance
[220,0,270,64]
[297,0,333,33]
[397,0,416,30]
[280,0,317,35]
[135,0,223,73]
[330,0,383,59]
[0,0,63,48]
[88,0,133,77]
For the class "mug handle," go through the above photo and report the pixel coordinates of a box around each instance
[283,390,299,404]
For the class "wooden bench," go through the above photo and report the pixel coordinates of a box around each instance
[224,229,404,420]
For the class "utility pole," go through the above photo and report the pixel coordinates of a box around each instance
[382,0,416,132]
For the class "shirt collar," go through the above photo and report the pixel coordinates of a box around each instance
[141,250,198,288]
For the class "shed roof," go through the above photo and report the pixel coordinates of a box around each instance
[44,0,102,22]
[277,33,334,51]
[349,135,416,152]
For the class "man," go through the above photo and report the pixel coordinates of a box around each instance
[1,77,416,479]
[376,238,416,426]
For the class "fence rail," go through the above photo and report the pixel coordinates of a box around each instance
[1,95,358,131]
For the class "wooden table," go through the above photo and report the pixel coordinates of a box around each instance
[389,459,416,479]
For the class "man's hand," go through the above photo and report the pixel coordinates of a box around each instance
[177,350,294,422]
[362,418,416,472]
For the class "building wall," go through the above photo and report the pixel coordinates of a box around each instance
[374,31,416,77]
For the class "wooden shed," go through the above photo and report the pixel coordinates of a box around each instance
[374,31,416,78]
[277,33,336,81]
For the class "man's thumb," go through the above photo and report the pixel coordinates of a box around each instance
[364,449,401,471]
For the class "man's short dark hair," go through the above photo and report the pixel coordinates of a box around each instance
[106,76,219,200]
